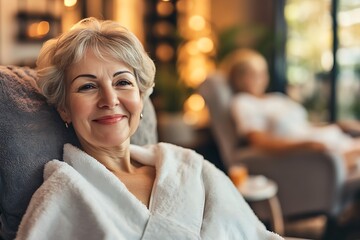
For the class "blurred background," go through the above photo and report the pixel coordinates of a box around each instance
[1,0,360,238]
[1,0,359,152]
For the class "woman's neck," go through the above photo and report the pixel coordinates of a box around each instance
[80,140,135,173]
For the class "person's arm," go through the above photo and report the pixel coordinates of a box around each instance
[337,120,360,137]
[247,131,326,152]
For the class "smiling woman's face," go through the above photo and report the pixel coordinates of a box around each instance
[58,50,143,149]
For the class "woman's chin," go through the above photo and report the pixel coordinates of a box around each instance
[92,133,131,148]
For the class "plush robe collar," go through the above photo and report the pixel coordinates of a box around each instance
[62,143,205,239]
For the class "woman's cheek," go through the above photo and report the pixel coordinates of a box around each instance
[119,91,142,113]
[70,96,90,112]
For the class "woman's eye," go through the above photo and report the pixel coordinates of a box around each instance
[115,80,133,87]
[78,83,96,92]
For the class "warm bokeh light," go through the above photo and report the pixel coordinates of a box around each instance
[156,43,175,62]
[113,0,145,42]
[185,41,199,55]
[178,54,216,87]
[176,0,212,128]
[176,0,187,13]
[183,105,209,127]
[64,0,77,7]
[197,37,214,53]
[37,21,50,35]
[27,21,50,38]
[27,23,38,38]
[185,94,205,112]
[153,21,174,37]
[157,1,174,17]
[188,68,207,87]
[188,15,206,31]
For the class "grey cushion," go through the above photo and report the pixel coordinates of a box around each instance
[0,66,157,240]
[131,96,158,146]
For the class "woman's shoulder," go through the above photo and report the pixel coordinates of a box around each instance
[232,93,262,109]
[233,92,257,101]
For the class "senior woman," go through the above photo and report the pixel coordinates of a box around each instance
[15,18,283,240]
[224,48,360,170]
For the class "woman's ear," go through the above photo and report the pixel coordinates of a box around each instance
[57,106,71,124]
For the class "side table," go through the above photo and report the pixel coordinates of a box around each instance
[238,175,284,235]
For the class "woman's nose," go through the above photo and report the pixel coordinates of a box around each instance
[98,87,120,109]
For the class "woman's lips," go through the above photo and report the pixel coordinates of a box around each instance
[94,115,126,125]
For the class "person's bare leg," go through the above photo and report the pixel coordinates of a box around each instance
[344,149,360,172]
[338,120,360,137]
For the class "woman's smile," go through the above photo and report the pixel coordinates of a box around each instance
[93,114,127,125]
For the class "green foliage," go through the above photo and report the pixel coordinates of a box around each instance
[352,100,360,119]
[352,64,360,119]
[216,24,275,64]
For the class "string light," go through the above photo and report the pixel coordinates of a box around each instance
[188,15,206,31]
[27,21,50,38]
[64,0,77,7]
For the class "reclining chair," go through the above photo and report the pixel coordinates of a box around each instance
[198,73,360,230]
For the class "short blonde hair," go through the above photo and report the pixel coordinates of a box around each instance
[221,49,266,76]
[36,17,156,109]
[220,48,267,91]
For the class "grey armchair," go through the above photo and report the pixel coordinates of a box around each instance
[0,65,158,239]
[198,72,357,223]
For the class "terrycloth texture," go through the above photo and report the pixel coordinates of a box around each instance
[0,65,158,240]
[16,143,283,240]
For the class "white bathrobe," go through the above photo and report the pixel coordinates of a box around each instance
[16,143,283,240]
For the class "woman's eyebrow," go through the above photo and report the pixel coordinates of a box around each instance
[113,70,134,78]
[72,74,96,82]
[71,71,134,83]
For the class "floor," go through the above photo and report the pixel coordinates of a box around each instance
[284,215,327,239]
